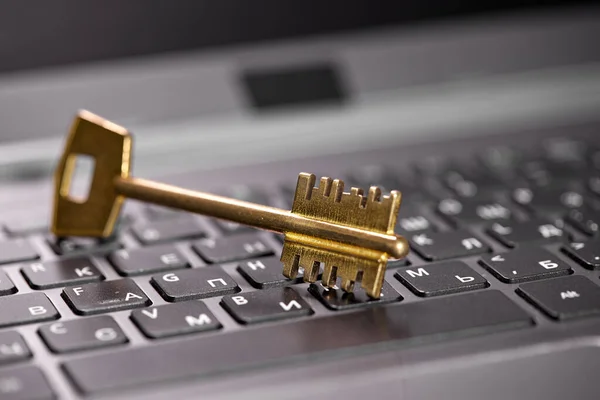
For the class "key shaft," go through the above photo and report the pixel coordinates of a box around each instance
[114,177,407,259]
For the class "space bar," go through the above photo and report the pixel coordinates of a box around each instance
[63,290,533,394]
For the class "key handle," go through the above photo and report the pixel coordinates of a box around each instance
[52,110,132,237]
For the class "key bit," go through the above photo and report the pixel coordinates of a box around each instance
[52,110,409,298]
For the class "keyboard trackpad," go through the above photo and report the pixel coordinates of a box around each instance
[386,344,599,400]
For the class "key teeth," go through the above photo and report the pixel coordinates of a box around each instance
[368,186,382,203]
[318,177,333,197]
[331,179,344,202]
[296,173,316,201]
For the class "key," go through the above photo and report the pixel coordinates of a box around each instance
[479,248,571,283]
[0,270,17,296]
[395,261,488,296]
[237,257,301,289]
[193,233,274,264]
[565,208,600,236]
[410,229,490,261]
[63,290,532,394]
[0,293,59,328]
[3,215,48,236]
[62,279,151,315]
[517,276,600,320]
[309,280,401,310]
[562,241,600,270]
[512,185,586,215]
[151,268,240,302]
[0,366,55,400]
[0,331,31,365]
[131,301,221,339]
[108,245,190,276]
[437,198,513,226]
[221,287,312,324]
[46,235,121,256]
[21,258,103,289]
[487,219,567,248]
[0,239,38,265]
[51,111,409,298]
[131,217,208,245]
[38,316,127,353]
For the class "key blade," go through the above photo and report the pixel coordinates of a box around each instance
[283,173,405,298]
[52,110,132,238]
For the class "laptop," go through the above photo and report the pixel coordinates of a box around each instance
[1,1,600,399]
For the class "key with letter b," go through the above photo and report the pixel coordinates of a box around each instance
[51,111,409,298]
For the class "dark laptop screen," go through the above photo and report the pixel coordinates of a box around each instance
[0,0,592,73]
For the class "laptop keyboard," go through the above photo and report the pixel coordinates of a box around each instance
[1,136,600,398]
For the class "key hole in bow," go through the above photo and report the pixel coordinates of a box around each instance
[60,154,96,203]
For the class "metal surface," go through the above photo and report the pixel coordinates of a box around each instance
[52,111,408,297]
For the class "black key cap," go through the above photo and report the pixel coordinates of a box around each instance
[309,281,401,310]
[0,239,38,265]
[38,316,127,353]
[479,145,521,178]
[410,230,490,261]
[46,235,121,256]
[193,233,273,264]
[437,198,513,226]
[131,217,207,245]
[396,206,436,233]
[565,208,600,236]
[151,268,240,302]
[131,301,221,339]
[237,257,298,289]
[0,366,54,400]
[0,293,59,328]
[21,258,103,289]
[108,245,190,276]
[62,279,151,315]
[487,219,567,248]
[3,217,48,236]
[395,261,488,297]
[62,290,532,394]
[0,270,17,296]
[480,248,571,283]
[221,287,312,324]
[517,276,600,320]
[512,185,585,215]
[0,331,31,365]
[562,241,600,270]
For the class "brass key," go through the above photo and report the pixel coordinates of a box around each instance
[52,110,408,298]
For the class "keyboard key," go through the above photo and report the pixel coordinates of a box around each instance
[62,279,151,315]
[151,268,240,302]
[0,293,59,328]
[486,219,567,248]
[237,257,298,289]
[0,271,17,296]
[108,245,190,276]
[565,208,600,236]
[221,287,312,324]
[131,217,207,245]
[46,235,121,256]
[437,198,513,226]
[308,281,401,310]
[410,230,490,261]
[395,261,488,297]
[479,248,571,283]
[62,290,532,394]
[193,233,273,264]
[512,185,586,215]
[0,366,54,400]
[562,241,600,270]
[21,258,103,289]
[0,331,31,365]
[3,217,48,236]
[0,239,38,265]
[517,276,600,320]
[38,316,127,353]
[131,301,221,339]
[396,205,436,233]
